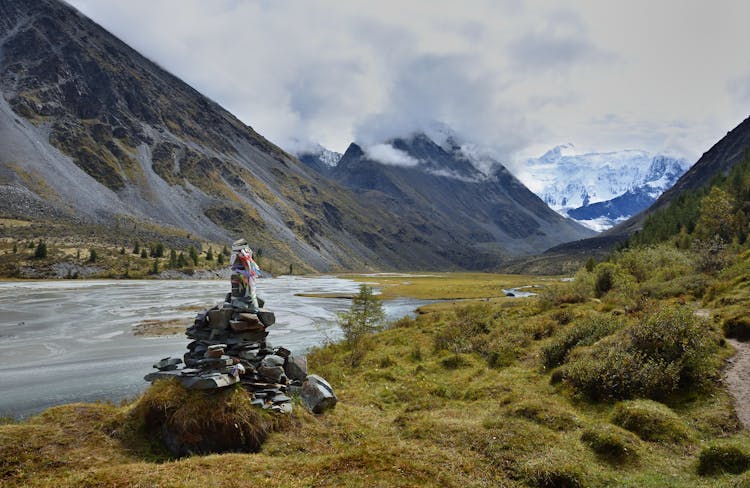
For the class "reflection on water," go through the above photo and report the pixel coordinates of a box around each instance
[0,277,432,417]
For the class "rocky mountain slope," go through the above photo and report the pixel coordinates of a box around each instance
[0,0,592,272]
[328,134,594,256]
[520,144,688,231]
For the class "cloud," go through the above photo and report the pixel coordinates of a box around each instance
[507,9,614,73]
[364,144,421,167]
[65,0,750,166]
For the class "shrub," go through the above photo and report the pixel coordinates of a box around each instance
[611,400,690,443]
[580,424,640,463]
[594,264,615,297]
[433,304,494,354]
[629,304,717,386]
[562,340,681,401]
[440,354,471,369]
[34,240,47,259]
[560,304,720,400]
[542,314,624,369]
[723,315,750,341]
[697,442,750,476]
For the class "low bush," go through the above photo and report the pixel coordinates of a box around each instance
[440,354,471,369]
[559,304,720,400]
[723,315,750,341]
[542,313,625,369]
[562,340,681,401]
[580,424,640,464]
[629,304,717,386]
[697,442,750,476]
[433,303,495,355]
[610,400,690,444]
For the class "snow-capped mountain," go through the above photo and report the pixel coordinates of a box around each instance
[295,144,342,175]
[518,144,689,231]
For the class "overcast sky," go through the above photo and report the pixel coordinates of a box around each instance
[67,0,750,166]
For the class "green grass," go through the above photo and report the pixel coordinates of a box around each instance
[1,258,749,486]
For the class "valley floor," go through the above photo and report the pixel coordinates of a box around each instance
[1,270,750,487]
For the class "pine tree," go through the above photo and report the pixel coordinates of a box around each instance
[206,247,214,261]
[140,248,148,259]
[34,240,47,259]
[188,246,199,266]
[169,249,177,267]
[89,249,97,263]
[133,241,140,255]
[338,284,385,346]
[217,253,225,265]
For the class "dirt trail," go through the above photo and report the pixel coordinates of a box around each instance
[726,338,750,429]
[695,308,750,429]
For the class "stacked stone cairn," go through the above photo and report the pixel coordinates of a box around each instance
[145,245,337,415]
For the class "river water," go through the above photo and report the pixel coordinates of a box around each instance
[0,277,430,417]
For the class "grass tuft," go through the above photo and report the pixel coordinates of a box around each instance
[580,424,640,464]
[697,442,750,476]
[610,400,691,444]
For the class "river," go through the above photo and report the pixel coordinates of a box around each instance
[0,276,430,417]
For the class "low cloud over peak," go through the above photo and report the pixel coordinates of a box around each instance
[67,0,750,163]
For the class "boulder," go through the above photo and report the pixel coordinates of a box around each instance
[258,365,287,384]
[284,355,308,382]
[301,374,337,414]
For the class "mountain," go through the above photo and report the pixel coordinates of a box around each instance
[534,115,750,267]
[613,115,750,236]
[0,0,498,272]
[328,134,595,257]
[0,0,592,273]
[295,144,341,175]
[520,145,689,231]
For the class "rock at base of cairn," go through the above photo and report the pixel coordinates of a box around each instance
[284,355,308,382]
[301,374,337,414]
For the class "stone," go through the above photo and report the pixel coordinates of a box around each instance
[257,309,275,327]
[230,319,264,332]
[153,356,182,371]
[271,402,293,414]
[284,355,308,382]
[301,374,337,414]
[275,347,291,358]
[207,309,232,329]
[272,394,291,404]
[237,313,261,325]
[261,354,285,368]
[258,365,287,384]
